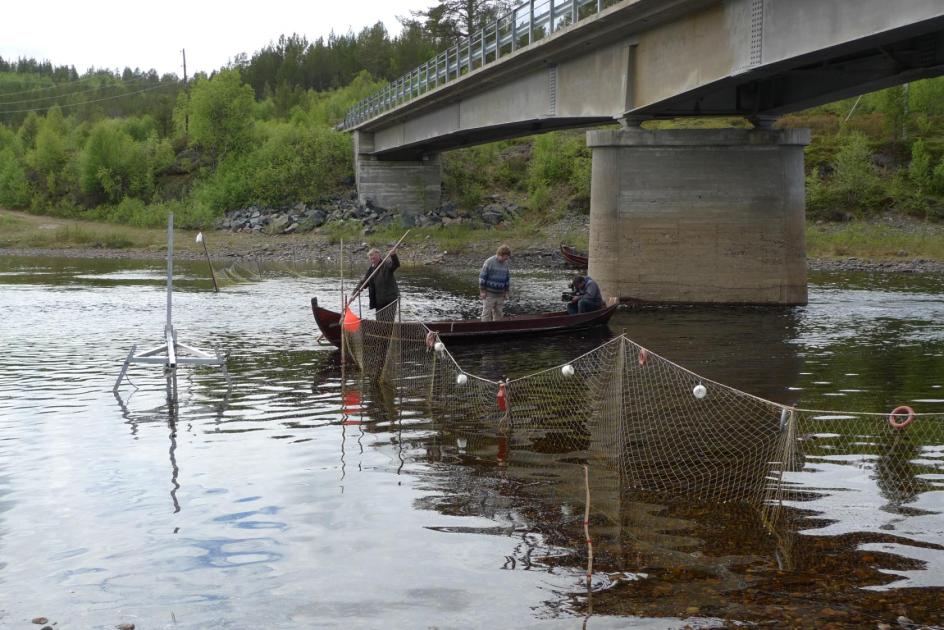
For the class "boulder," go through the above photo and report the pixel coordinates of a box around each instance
[265,215,291,235]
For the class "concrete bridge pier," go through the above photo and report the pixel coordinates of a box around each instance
[354,131,441,217]
[587,128,811,306]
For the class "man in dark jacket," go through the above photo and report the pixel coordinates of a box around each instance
[358,246,400,321]
[567,275,603,315]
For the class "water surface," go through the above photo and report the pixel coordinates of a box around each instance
[1,255,942,628]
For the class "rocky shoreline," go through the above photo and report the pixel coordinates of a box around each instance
[217,194,522,235]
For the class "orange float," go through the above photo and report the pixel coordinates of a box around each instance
[888,405,916,430]
[342,306,361,333]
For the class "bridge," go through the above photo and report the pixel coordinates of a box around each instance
[346,0,944,305]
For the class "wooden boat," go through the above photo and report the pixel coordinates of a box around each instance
[560,243,588,268]
[311,297,618,348]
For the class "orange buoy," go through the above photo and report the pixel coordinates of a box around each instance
[343,306,361,332]
[888,405,916,430]
[497,382,507,411]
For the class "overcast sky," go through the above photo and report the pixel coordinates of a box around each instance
[0,0,431,76]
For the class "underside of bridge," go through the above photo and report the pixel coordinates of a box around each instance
[348,0,944,304]
[634,16,944,121]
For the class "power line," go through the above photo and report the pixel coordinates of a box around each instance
[0,81,182,115]
[0,69,162,98]
[0,76,155,106]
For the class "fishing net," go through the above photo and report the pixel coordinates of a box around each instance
[340,305,944,524]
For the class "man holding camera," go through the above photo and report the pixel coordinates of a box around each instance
[567,275,603,315]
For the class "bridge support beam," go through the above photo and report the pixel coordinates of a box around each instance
[354,131,441,217]
[587,128,810,305]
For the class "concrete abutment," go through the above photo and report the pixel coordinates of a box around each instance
[354,131,442,217]
[587,128,810,306]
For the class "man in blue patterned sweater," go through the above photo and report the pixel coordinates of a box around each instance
[478,244,511,321]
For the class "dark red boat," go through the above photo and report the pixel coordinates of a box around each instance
[311,297,618,348]
[560,243,588,268]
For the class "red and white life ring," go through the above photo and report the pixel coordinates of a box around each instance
[888,405,916,430]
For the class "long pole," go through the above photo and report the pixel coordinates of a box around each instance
[340,239,346,402]
[346,230,410,306]
[199,234,219,292]
[166,213,174,330]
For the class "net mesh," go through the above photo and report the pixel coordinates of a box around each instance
[341,305,944,523]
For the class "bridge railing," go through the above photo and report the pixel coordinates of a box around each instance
[341,0,622,129]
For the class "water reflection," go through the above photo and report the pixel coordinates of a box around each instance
[115,386,233,515]
[0,255,942,627]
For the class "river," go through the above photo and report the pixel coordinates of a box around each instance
[1,254,942,629]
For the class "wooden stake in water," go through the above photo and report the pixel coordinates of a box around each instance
[340,239,346,405]
[196,231,219,292]
[583,464,593,589]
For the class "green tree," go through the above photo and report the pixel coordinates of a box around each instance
[78,118,173,204]
[931,158,944,196]
[186,69,255,160]
[909,76,944,117]
[0,146,29,207]
[410,0,512,41]
[26,108,75,199]
[880,85,907,143]
[833,131,881,214]
[908,138,932,192]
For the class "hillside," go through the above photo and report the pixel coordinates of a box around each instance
[2,51,944,262]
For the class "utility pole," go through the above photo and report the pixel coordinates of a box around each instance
[181,48,189,135]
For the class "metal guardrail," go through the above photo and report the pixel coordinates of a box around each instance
[341,0,622,129]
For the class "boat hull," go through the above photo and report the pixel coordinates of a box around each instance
[560,243,588,268]
[311,297,617,348]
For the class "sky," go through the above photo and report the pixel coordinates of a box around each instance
[0,0,430,77]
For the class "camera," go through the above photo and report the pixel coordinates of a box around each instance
[561,291,574,302]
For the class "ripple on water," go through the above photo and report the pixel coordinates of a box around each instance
[1,259,944,626]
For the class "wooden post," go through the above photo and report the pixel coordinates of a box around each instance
[196,232,218,292]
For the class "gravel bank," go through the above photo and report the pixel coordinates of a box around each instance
[4,241,944,275]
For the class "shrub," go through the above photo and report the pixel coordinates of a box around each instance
[908,138,932,192]
[526,132,590,211]
[191,122,352,213]
[888,171,928,219]
[185,69,255,160]
[442,143,498,210]
[0,147,30,207]
[27,122,73,198]
[931,158,944,196]
[833,131,885,215]
[78,119,174,205]
[245,122,352,206]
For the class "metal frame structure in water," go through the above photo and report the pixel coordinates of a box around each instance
[113,213,231,402]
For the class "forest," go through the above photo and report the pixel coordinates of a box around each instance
[2,0,944,230]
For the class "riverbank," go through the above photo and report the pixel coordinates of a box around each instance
[2,208,944,274]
